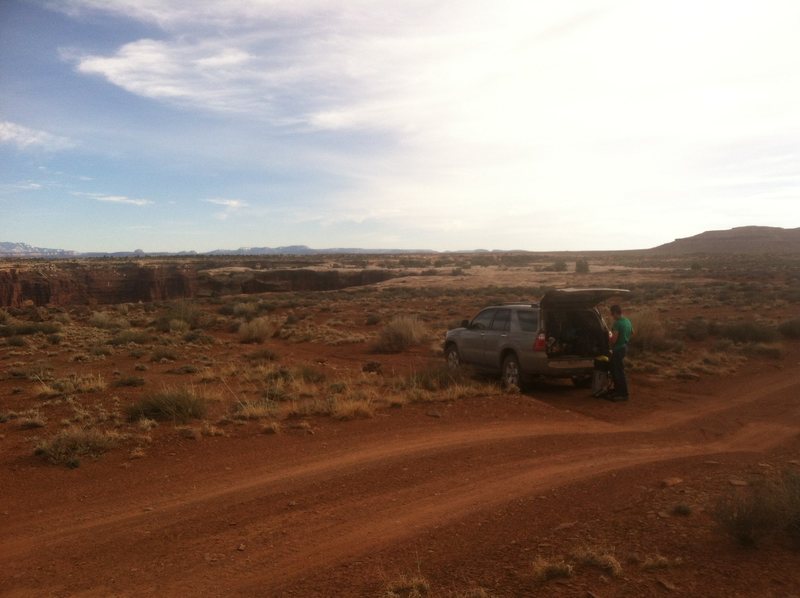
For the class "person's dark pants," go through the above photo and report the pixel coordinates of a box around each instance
[610,345,628,397]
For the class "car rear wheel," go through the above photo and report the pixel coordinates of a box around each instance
[502,354,521,389]
[445,345,460,369]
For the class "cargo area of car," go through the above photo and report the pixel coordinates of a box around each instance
[543,309,609,358]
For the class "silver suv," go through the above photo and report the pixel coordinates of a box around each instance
[444,288,630,388]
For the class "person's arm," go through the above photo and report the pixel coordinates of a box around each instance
[609,321,619,349]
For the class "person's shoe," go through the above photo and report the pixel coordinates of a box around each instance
[604,394,629,402]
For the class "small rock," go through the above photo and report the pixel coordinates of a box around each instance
[788,460,799,466]
[661,477,683,488]
[555,521,578,531]
[758,463,772,468]
[426,411,442,419]
[704,460,720,465]
[362,361,382,373]
[729,479,748,487]
[657,511,671,519]
[237,544,246,552]
[656,577,677,591]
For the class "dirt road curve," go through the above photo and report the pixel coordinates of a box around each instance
[3,353,800,597]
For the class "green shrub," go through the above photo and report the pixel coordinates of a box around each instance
[575,258,590,274]
[0,322,60,337]
[126,387,208,423]
[720,322,779,344]
[684,317,711,341]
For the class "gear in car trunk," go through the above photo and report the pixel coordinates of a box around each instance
[544,309,608,358]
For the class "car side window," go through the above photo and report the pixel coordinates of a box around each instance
[470,309,495,330]
[517,310,539,332]
[490,308,511,331]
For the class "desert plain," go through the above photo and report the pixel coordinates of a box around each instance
[1,251,799,597]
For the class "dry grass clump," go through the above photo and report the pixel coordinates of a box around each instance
[778,317,800,339]
[108,330,151,346]
[572,546,623,577]
[641,554,683,570]
[35,426,120,467]
[238,316,281,343]
[150,347,178,362]
[719,321,779,344]
[38,373,107,397]
[628,309,682,353]
[17,411,47,429]
[114,376,146,387]
[373,315,428,353]
[331,393,376,420]
[154,300,206,332]
[383,574,430,597]
[261,421,281,434]
[126,386,209,423]
[714,472,800,547]
[531,557,573,581]
[234,398,279,420]
[89,311,129,330]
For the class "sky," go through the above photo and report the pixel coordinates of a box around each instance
[1,0,799,253]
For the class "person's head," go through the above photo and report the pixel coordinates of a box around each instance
[610,304,622,319]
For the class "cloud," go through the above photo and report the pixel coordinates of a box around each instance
[0,121,74,151]
[205,197,248,220]
[53,0,800,249]
[205,198,248,209]
[72,192,153,206]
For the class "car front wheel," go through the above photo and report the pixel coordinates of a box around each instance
[502,354,521,389]
[445,345,460,369]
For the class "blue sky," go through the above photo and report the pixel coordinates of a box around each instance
[1,0,799,253]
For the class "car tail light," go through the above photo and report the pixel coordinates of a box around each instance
[533,332,546,351]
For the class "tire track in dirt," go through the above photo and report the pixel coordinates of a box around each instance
[2,367,798,596]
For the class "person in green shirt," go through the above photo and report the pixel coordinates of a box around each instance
[607,304,633,401]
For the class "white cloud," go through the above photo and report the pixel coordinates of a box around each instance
[0,121,74,151]
[205,197,248,220]
[205,198,248,209]
[56,0,800,248]
[72,192,153,206]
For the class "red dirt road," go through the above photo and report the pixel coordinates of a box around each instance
[3,351,800,597]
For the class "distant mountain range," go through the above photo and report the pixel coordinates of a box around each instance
[3,226,799,257]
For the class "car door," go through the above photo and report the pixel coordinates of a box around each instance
[480,308,511,367]
[459,308,495,364]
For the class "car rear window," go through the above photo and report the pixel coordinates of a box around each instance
[517,310,538,332]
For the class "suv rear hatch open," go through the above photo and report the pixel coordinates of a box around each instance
[540,288,630,309]
[540,288,630,364]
